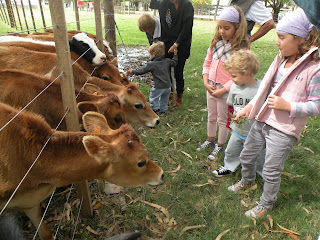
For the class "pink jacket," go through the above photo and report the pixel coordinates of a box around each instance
[249,47,320,139]
[202,40,233,91]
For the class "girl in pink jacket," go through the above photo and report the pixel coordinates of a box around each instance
[228,9,320,218]
[197,5,249,161]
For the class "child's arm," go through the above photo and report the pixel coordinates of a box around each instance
[278,71,320,117]
[233,104,253,122]
[203,74,216,95]
[212,88,227,98]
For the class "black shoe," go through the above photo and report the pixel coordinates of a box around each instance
[212,166,232,177]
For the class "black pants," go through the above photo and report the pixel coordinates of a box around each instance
[166,48,189,97]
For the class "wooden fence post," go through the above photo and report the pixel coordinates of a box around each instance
[73,0,80,30]
[38,0,46,28]
[27,0,36,31]
[4,0,16,28]
[103,0,116,58]
[13,0,23,31]
[48,0,93,218]
[20,0,29,33]
[93,0,104,52]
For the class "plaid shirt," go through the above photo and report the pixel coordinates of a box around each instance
[212,40,232,62]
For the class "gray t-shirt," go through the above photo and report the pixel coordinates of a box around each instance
[227,79,261,136]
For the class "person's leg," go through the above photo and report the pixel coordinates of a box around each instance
[207,92,218,141]
[159,87,171,113]
[260,125,296,209]
[223,133,244,172]
[149,87,161,111]
[173,53,187,107]
[216,97,228,146]
[256,146,266,177]
[240,121,266,184]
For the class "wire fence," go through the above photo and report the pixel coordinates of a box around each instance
[0,0,130,238]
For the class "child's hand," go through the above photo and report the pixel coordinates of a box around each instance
[267,95,291,112]
[173,48,178,55]
[204,83,216,95]
[127,68,133,75]
[232,104,253,122]
[212,88,226,98]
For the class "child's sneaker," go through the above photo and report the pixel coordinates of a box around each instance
[212,166,232,177]
[245,202,269,218]
[208,144,223,160]
[196,140,214,151]
[227,179,252,192]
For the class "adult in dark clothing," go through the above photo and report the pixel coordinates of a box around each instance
[231,0,275,42]
[293,0,320,31]
[150,0,194,107]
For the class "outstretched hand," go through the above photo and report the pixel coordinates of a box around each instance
[232,104,253,122]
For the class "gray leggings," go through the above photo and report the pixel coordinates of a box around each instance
[240,121,297,209]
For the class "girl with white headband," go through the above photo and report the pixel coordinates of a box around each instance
[198,5,249,161]
[228,9,320,218]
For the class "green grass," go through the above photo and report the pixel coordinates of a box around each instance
[1,8,320,240]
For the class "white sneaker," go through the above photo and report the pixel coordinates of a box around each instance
[208,144,223,160]
[196,140,214,151]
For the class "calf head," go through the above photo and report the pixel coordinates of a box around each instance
[95,58,125,86]
[82,112,164,187]
[77,92,126,130]
[69,33,106,66]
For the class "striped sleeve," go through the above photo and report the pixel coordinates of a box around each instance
[290,71,320,117]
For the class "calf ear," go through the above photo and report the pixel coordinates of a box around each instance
[111,57,118,66]
[83,83,101,94]
[82,111,114,134]
[78,102,98,115]
[83,136,112,163]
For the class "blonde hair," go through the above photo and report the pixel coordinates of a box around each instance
[148,41,165,56]
[210,5,249,51]
[224,49,260,76]
[138,14,155,32]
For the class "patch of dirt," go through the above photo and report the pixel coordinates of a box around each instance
[117,45,153,86]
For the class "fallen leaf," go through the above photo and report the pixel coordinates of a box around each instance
[262,219,269,232]
[181,151,193,159]
[165,131,172,135]
[302,207,310,214]
[179,225,206,237]
[140,200,170,223]
[267,215,273,229]
[215,229,231,240]
[303,147,314,154]
[192,182,210,187]
[277,224,300,235]
[86,226,100,235]
[240,200,248,208]
[166,164,181,173]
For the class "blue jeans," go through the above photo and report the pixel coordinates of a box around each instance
[149,87,171,112]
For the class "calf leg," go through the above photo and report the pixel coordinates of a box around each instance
[24,205,54,240]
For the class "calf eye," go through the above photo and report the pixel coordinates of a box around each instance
[135,104,143,109]
[114,115,123,123]
[137,160,147,168]
[102,76,110,80]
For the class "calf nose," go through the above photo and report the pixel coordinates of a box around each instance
[101,56,107,62]
[114,115,123,123]
[161,173,164,180]
[156,119,160,125]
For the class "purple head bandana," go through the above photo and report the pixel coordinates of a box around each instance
[276,8,314,40]
[218,6,239,24]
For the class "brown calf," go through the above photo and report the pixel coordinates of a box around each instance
[0,46,159,127]
[0,103,163,239]
[0,39,125,85]
[0,69,125,130]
